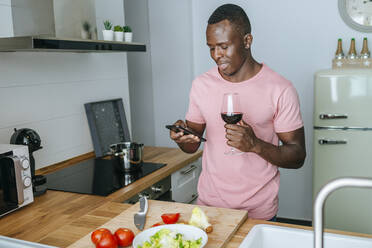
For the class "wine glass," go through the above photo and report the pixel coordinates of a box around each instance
[221,93,243,155]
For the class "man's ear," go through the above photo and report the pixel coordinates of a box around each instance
[244,34,253,49]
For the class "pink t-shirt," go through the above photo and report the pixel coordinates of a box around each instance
[185,64,303,220]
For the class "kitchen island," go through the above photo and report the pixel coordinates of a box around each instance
[0,147,371,247]
[2,195,372,248]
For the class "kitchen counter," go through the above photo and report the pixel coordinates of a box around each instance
[2,196,372,248]
[1,147,371,247]
[0,146,201,243]
[38,146,203,203]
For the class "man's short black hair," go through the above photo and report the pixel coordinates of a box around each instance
[208,4,251,35]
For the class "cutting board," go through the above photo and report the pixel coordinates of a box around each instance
[68,200,248,248]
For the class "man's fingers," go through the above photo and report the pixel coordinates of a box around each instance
[175,134,200,144]
[174,120,186,128]
[225,126,245,135]
[238,119,249,126]
[225,130,244,141]
[225,123,246,130]
[226,139,240,149]
[172,131,183,138]
[225,120,251,131]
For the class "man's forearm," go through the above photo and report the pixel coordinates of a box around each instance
[178,142,201,154]
[253,139,306,169]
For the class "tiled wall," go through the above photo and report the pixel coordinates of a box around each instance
[0,52,131,170]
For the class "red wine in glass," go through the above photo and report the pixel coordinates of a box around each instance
[221,112,242,124]
[221,93,243,155]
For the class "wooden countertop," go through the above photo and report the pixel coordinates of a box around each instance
[106,146,203,203]
[38,146,203,203]
[0,146,201,245]
[4,197,372,248]
[1,146,371,247]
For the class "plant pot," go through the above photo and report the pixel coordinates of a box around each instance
[114,31,124,42]
[81,30,89,39]
[124,32,133,42]
[102,30,114,41]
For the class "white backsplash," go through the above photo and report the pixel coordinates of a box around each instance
[0,52,131,170]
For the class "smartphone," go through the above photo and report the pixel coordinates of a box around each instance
[166,125,207,142]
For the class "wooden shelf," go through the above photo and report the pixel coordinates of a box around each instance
[0,36,146,53]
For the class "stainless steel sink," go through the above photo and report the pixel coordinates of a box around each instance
[239,177,372,248]
[0,236,57,248]
[238,224,372,248]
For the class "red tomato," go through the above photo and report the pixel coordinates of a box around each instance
[161,213,180,224]
[91,228,112,244]
[151,222,163,227]
[114,228,135,247]
[96,232,118,248]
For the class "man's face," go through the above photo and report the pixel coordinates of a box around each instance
[206,20,248,77]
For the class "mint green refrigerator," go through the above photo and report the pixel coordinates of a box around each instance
[313,69,372,234]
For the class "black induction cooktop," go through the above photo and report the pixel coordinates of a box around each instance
[45,158,166,196]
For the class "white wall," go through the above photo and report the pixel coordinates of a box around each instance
[123,0,192,147]
[0,52,131,170]
[95,0,125,40]
[124,0,156,145]
[0,0,13,37]
[190,0,366,220]
[148,0,195,147]
[0,2,131,170]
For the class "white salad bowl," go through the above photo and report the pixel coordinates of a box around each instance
[132,224,208,248]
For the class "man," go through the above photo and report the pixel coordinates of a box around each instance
[169,4,306,220]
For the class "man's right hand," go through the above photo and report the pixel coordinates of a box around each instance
[170,120,201,144]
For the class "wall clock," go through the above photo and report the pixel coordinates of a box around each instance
[339,0,372,32]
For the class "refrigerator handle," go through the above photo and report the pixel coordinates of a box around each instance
[318,139,347,145]
[319,114,348,120]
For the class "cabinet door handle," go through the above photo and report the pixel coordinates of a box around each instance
[151,185,163,193]
[181,165,197,175]
[318,139,347,145]
[319,114,348,119]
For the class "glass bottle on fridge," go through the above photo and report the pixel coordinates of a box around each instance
[313,69,372,234]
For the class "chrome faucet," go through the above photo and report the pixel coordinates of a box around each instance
[313,177,372,248]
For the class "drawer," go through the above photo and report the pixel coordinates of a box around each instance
[124,176,171,204]
[171,158,202,203]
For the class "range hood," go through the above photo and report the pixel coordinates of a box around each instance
[0,36,146,53]
[0,0,146,53]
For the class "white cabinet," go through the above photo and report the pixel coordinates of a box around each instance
[171,157,202,203]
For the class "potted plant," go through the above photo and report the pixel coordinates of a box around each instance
[113,25,124,42]
[102,20,113,41]
[123,25,133,42]
[81,21,91,39]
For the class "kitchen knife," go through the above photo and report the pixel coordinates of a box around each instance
[134,196,148,230]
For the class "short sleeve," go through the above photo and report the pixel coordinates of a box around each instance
[185,81,206,124]
[273,86,303,133]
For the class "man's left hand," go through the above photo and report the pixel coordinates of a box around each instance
[224,119,260,153]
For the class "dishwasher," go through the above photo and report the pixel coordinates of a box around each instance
[125,158,202,204]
